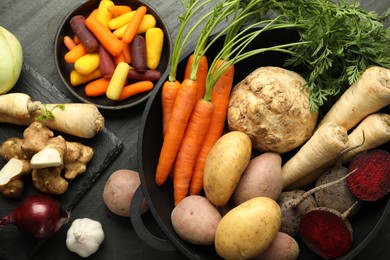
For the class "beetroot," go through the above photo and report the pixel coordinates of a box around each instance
[298,207,353,259]
[346,149,390,201]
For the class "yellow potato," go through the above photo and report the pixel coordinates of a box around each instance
[215,197,282,260]
[203,131,252,207]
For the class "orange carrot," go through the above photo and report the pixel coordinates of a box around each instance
[73,35,80,44]
[122,5,147,44]
[64,43,87,63]
[121,41,131,64]
[173,98,214,205]
[161,80,181,135]
[64,35,77,50]
[114,52,126,65]
[117,80,154,101]
[85,16,123,57]
[190,61,235,195]
[88,8,98,19]
[184,54,208,100]
[85,77,110,97]
[155,78,198,186]
[107,5,132,17]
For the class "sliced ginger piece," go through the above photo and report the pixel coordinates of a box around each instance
[30,135,67,168]
[0,158,31,198]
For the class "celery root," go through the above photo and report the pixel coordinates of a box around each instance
[319,66,390,131]
[341,113,390,163]
[282,122,349,188]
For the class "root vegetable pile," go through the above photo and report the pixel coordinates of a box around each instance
[0,121,94,197]
[64,0,166,101]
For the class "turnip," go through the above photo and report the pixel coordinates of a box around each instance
[298,202,358,259]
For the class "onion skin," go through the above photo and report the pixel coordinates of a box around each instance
[0,194,70,240]
[0,26,23,94]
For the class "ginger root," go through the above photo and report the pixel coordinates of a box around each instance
[22,121,54,157]
[32,166,68,195]
[64,142,94,180]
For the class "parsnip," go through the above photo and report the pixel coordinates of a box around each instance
[0,93,104,138]
[282,122,349,188]
[319,66,390,131]
[341,113,390,163]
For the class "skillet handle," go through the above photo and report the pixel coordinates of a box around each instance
[130,186,176,252]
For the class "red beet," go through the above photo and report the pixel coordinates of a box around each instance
[346,149,390,201]
[298,205,355,259]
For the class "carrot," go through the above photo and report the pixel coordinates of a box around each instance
[85,77,110,97]
[145,27,164,70]
[107,5,132,17]
[85,16,123,57]
[74,53,100,75]
[106,61,130,100]
[161,80,181,136]
[281,122,349,188]
[122,5,147,44]
[64,43,87,63]
[73,35,80,44]
[173,98,214,205]
[184,54,208,100]
[318,66,390,131]
[121,41,131,64]
[95,0,114,27]
[155,78,198,186]
[117,80,154,101]
[69,15,100,53]
[63,35,77,50]
[108,11,135,30]
[70,69,102,86]
[341,113,390,163]
[189,60,234,195]
[98,45,116,78]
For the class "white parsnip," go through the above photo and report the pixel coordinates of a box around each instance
[0,93,104,138]
[341,113,390,163]
[319,66,390,131]
[281,122,349,188]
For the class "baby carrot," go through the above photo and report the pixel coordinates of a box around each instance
[63,35,76,50]
[106,61,130,100]
[122,5,147,44]
[145,27,164,70]
[117,80,154,101]
[98,45,116,78]
[70,69,102,86]
[85,77,110,97]
[96,0,114,27]
[173,98,214,205]
[74,53,100,75]
[85,16,123,57]
[64,43,87,63]
[108,11,135,30]
[121,41,131,64]
[73,35,80,44]
[107,5,132,17]
[155,78,198,186]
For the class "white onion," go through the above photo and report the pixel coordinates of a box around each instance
[0,26,23,94]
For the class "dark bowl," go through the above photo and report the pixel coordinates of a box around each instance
[136,28,390,259]
[54,0,171,110]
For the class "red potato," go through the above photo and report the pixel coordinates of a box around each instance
[171,195,221,245]
[127,69,162,81]
[102,169,148,217]
[130,35,147,72]
[69,15,99,53]
[98,45,116,78]
[253,232,299,260]
[232,152,283,205]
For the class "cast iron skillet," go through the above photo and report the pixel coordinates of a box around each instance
[132,28,390,259]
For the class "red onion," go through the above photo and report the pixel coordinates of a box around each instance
[0,194,70,240]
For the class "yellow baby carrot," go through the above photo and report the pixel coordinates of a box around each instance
[145,27,164,70]
[74,53,100,75]
[96,0,114,27]
[106,61,130,100]
[108,11,135,30]
[70,69,102,86]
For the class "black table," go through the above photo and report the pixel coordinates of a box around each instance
[0,0,389,259]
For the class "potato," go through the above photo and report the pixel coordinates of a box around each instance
[227,66,318,154]
[203,131,252,207]
[102,169,148,217]
[215,197,282,260]
[171,195,221,245]
[253,232,300,260]
[232,152,282,205]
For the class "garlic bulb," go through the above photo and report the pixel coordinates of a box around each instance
[66,218,105,257]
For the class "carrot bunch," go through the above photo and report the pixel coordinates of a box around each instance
[63,0,164,101]
[155,0,309,206]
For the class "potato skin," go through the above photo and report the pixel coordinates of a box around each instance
[232,152,282,205]
[215,197,282,260]
[203,131,252,207]
[253,232,300,260]
[171,195,221,245]
[102,169,148,217]
[227,66,318,153]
